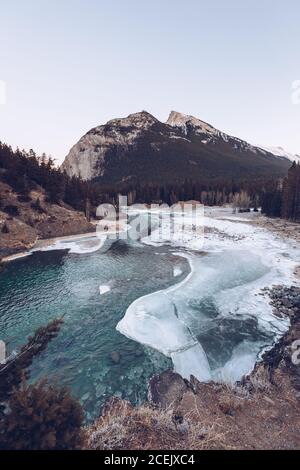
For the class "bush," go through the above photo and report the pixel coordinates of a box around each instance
[17,194,31,203]
[0,380,84,450]
[3,205,20,217]
[0,317,87,450]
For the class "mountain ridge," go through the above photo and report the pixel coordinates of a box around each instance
[258,145,300,164]
[61,111,291,184]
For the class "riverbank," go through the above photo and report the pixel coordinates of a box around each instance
[1,219,130,263]
[205,207,300,281]
[0,181,94,261]
[1,231,97,263]
[254,216,300,244]
[252,216,300,279]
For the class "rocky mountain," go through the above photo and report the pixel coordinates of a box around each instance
[62,111,291,184]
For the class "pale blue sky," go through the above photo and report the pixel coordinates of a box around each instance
[0,0,300,162]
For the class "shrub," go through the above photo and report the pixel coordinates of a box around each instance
[0,317,86,450]
[17,194,31,203]
[0,380,84,450]
[3,205,20,217]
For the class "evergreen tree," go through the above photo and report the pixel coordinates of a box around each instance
[281,162,300,221]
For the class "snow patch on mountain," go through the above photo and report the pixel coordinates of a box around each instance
[259,145,300,164]
[61,110,292,182]
[166,110,220,137]
[166,111,267,155]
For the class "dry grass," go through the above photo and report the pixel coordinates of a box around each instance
[248,365,272,393]
[84,398,228,450]
[215,382,250,415]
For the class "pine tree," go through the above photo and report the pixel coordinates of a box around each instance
[281,162,300,221]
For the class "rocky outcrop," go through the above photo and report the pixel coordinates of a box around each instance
[257,286,300,390]
[61,111,291,184]
[148,370,189,409]
[62,111,161,180]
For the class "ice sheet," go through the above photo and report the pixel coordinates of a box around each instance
[118,209,300,383]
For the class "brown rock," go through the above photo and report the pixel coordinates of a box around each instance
[148,370,188,409]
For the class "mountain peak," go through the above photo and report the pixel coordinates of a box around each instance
[107,111,158,129]
[62,110,291,182]
[166,111,218,136]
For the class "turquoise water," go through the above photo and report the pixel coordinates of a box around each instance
[0,240,189,421]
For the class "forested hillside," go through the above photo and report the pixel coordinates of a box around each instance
[0,142,89,210]
[1,141,299,225]
[0,143,94,258]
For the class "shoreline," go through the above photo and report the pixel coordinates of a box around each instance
[1,219,131,263]
[1,231,98,263]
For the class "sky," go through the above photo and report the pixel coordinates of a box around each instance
[0,0,300,163]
